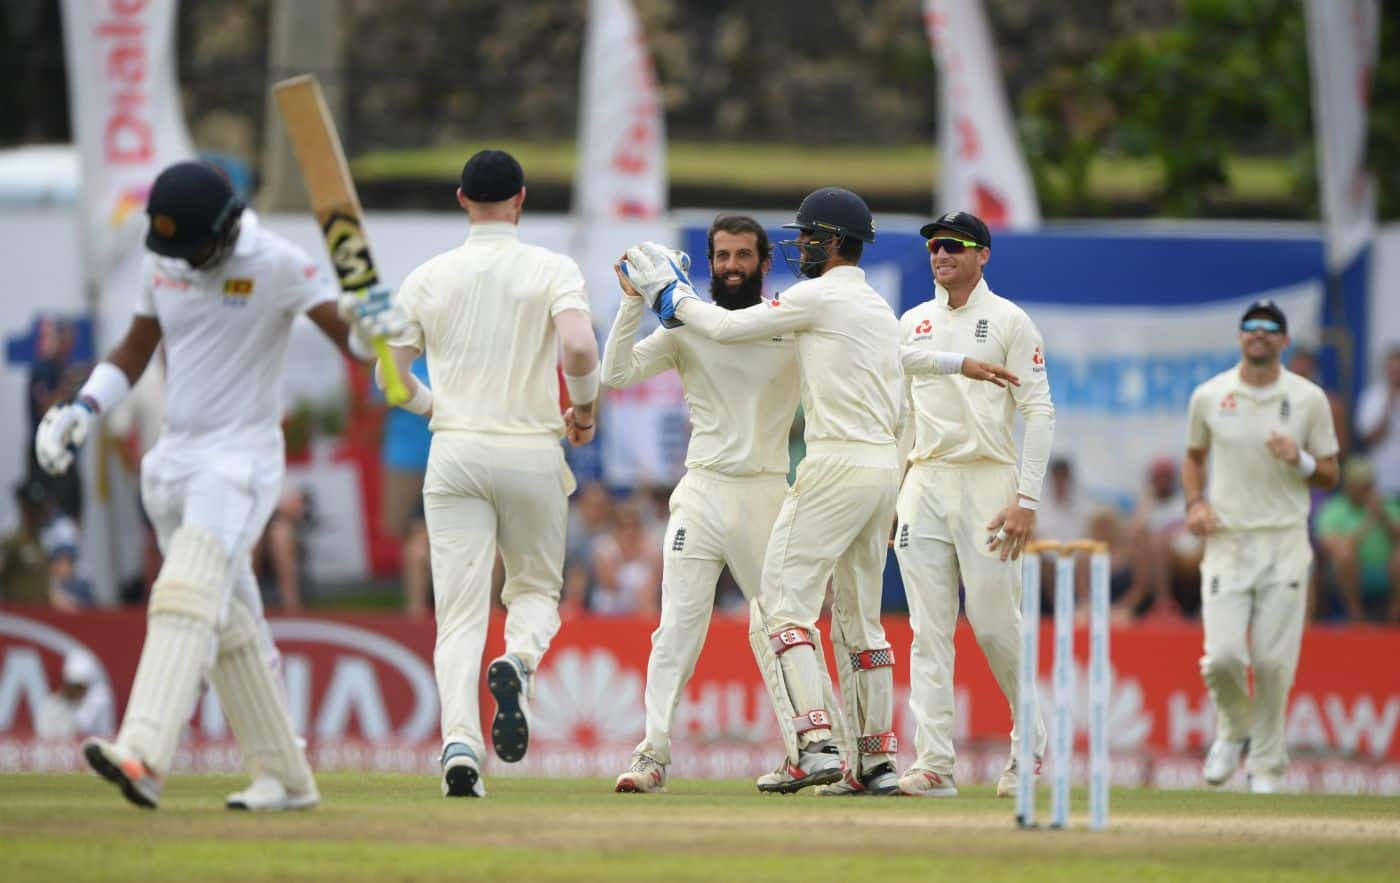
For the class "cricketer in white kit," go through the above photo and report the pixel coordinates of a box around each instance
[1184,299,1339,794]
[626,190,1017,795]
[379,150,600,798]
[34,161,401,811]
[893,211,1053,799]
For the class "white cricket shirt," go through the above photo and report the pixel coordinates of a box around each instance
[1186,365,1339,530]
[135,211,338,460]
[674,265,902,466]
[899,278,1055,500]
[391,221,590,444]
[602,293,798,477]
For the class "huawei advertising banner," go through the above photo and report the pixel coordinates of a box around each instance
[3,609,1397,793]
[923,0,1040,228]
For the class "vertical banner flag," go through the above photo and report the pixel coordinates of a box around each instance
[59,0,196,603]
[575,0,667,222]
[1304,0,1380,271]
[60,0,196,279]
[575,0,684,488]
[923,0,1039,228]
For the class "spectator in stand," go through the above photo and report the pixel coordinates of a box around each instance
[1,480,51,604]
[27,317,84,523]
[36,649,114,740]
[1129,457,1203,616]
[589,499,661,615]
[1357,346,1400,501]
[41,504,94,610]
[381,357,433,616]
[253,488,309,613]
[1314,457,1400,623]
[564,482,612,614]
[1033,457,1094,615]
[1085,506,1155,622]
[1288,346,1350,458]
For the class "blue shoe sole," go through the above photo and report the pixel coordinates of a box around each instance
[487,659,529,763]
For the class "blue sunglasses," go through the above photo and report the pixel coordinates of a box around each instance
[1240,318,1283,334]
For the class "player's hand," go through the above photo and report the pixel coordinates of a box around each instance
[339,287,409,342]
[34,401,95,476]
[564,407,596,447]
[619,242,696,329]
[1186,498,1219,536]
[614,262,644,298]
[1265,431,1300,465]
[961,358,1020,388]
[986,501,1036,561]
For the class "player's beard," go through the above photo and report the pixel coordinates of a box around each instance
[710,270,764,311]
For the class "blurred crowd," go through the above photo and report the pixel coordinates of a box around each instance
[6,335,1400,627]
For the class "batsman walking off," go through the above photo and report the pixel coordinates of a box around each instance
[1185,300,1339,793]
[382,150,600,798]
[893,211,1053,798]
[34,161,400,811]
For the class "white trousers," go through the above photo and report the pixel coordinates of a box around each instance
[1199,524,1310,777]
[424,433,573,761]
[894,461,1046,775]
[635,469,788,765]
[139,448,283,669]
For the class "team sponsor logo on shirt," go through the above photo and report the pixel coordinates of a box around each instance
[1031,346,1045,372]
[1219,393,1239,414]
[152,273,190,291]
[913,318,933,341]
[975,318,989,342]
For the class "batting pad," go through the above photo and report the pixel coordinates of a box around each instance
[210,599,315,792]
[832,618,897,777]
[117,525,227,773]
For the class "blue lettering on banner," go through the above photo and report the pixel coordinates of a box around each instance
[1048,351,1238,414]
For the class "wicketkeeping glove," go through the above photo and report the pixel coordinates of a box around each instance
[620,242,696,329]
[34,401,95,476]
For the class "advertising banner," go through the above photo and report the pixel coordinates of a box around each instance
[3,609,1397,793]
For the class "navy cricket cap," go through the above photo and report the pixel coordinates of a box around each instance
[460,149,524,202]
[144,161,242,261]
[1241,299,1287,334]
[920,211,991,248]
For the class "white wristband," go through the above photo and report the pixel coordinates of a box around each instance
[77,362,132,415]
[564,363,600,406]
[402,382,433,416]
[1296,449,1317,478]
[936,352,967,375]
[1016,497,1039,511]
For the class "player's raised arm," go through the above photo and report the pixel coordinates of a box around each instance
[601,269,678,389]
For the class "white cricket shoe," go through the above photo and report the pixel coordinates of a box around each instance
[996,756,1042,798]
[1248,773,1280,794]
[226,775,320,811]
[83,738,162,809]
[1203,738,1247,786]
[897,768,958,798]
[441,743,486,798]
[819,762,900,796]
[614,753,668,793]
[756,743,843,794]
[487,654,530,763]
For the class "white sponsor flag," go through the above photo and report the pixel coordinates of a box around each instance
[61,0,195,279]
[923,0,1039,228]
[1305,0,1380,271]
[575,0,667,222]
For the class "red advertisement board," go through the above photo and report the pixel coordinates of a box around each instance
[2,608,1397,792]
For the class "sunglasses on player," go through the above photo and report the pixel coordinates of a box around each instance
[926,237,982,255]
[1240,318,1283,334]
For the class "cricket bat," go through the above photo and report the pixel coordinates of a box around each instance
[272,74,409,406]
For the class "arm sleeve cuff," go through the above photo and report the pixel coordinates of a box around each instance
[564,363,601,406]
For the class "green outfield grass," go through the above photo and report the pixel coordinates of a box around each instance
[352,141,1294,203]
[2,774,1396,882]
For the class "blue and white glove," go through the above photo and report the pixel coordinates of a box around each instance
[620,242,696,329]
[34,400,95,476]
[338,286,410,346]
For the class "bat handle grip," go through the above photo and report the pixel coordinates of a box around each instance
[372,337,410,406]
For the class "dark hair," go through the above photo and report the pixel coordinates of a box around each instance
[707,215,772,261]
[836,235,863,262]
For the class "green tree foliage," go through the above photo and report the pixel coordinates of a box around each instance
[1020,0,1395,220]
